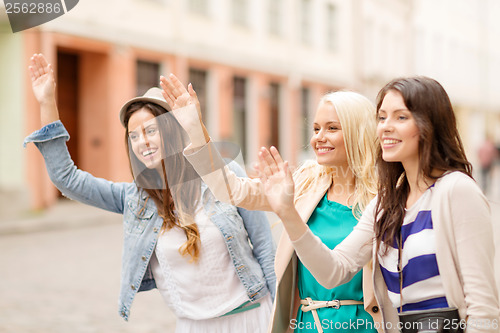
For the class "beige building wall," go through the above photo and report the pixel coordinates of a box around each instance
[0,23,28,218]
[2,0,500,213]
[356,0,414,99]
[10,0,348,211]
[412,0,500,172]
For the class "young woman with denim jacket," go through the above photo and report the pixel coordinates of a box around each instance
[160,74,383,333]
[25,53,276,333]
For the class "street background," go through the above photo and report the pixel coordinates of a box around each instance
[1,0,500,332]
[0,201,176,333]
[0,190,499,332]
[1,0,500,219]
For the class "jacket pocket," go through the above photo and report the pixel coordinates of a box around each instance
[124,200,155,234]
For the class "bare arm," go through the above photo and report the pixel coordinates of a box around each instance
[29,53,59,126]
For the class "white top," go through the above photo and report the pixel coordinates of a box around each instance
[291,171,499,333]
[151,207,249,320]
[378,186,448,311]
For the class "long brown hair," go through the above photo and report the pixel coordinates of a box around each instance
[374,77,472,253]
[123,102,201,262]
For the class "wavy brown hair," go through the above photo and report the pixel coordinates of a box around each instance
[123,102,201,262]
[374,77,472,254]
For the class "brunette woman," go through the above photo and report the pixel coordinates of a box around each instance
[257,77,499,332]
[25,54,275,333]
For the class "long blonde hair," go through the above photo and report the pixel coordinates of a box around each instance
[294,91,378,219]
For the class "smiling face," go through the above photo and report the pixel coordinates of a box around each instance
[310,102,348,168]
[128,108,164,171]
[377,90,420,168]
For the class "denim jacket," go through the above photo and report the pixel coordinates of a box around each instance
[24,121,276,320]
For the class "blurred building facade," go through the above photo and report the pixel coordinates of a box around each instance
[0,0,499,214]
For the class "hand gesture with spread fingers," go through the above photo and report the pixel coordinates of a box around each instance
[256,146,296,217]
[29,53,56,105]
[160,74,202,118]
[160,74,208,147]
[28,53,59,126]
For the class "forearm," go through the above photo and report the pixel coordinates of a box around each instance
[185,118,210,148]
[184,141,272,210]
[40,97,59,127]
[277,208,308,241]
[37,139,125,213]
[292,226,372,289]
[24,122,126,214]
[194,121,210,148]
[290,199,376,289]
[171,104,209,148]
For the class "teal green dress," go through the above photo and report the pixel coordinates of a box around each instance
[295,194,377,332]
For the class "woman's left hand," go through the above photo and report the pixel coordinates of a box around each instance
[160,74,208,147]
[256,146,307,240]
[160,74,201,119]
[256,146,295,217]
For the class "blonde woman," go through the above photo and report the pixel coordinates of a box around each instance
[256,77,499,332]
[160,74,382,333]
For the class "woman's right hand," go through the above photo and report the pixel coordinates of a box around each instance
[29,53,56,105]
[29,53,59,126]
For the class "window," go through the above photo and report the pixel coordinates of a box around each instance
[269,83,280,149]
[188,0,208,16]
[301,87,311,150]
[300,0,312,45]
[232,0,248,27]
[326,4,337,51]
[136,60,160,96]
[188,68,208,126]
[269,0,282,36]
[233,76,247,160]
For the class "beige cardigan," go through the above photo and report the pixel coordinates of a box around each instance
[292,171,500,333]
[185,142,382,333]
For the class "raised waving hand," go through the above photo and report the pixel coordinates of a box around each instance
[256,146,307,241]
[160,74,209,147]
[160,74,200,113]
[29,53,59,126]
[256,146,295,215]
